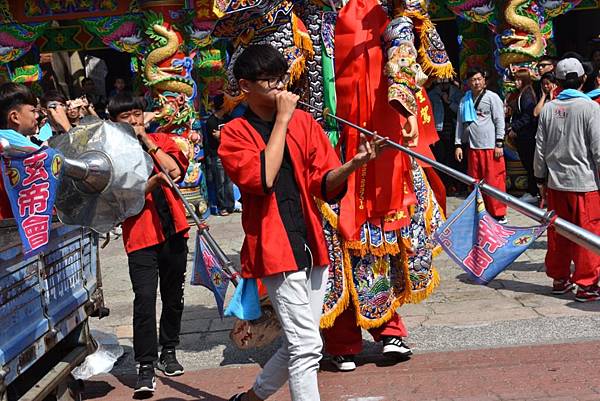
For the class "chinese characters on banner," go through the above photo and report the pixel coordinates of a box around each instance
[191,232,231,318]
[1,147,63,258]
[434,186,549,284]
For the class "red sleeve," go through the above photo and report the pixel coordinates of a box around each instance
[305,113,345,202]
[218,120,268,196]
[151,134,190,182]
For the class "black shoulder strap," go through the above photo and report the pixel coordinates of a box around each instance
[473,89,486,111]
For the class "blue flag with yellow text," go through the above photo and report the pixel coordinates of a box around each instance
[434,186,549,284]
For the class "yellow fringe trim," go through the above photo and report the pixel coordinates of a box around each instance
[288,57,307,86]
[223,93,246,114]
[320,247,352,329]
[316,199,338,229]
[349,244,412,330]
[404,10,455,80]
[316,198,350,329]
[292,13,314,59]
[287,12,315,86]
[408,267,440,304]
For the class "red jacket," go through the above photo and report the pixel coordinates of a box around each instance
[219,110,342,278]
[122,133,190,254]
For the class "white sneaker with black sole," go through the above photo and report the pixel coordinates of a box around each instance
[382,336,412,358]
[134,364,156,395]
[331,355,356,371]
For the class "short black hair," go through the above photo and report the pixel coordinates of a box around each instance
[466,66,486,80]
[559,75,586,90]
[0,83,37,128]
[539,54,557,64]
[107,92,145,119]
[40,90,67,107]
[540,72,557,83]
[233,44,288,81]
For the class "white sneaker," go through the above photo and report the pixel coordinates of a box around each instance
[331,355,356,371]
[382,336,412,358]
[519,193,538,204]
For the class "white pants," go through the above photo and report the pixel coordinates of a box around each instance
[252,266,328,401]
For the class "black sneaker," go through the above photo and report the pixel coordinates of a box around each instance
[157,348,184,376]
[382,336,412,358]
[134,364,156,395]
[331,355,356,371]
[228,393,246,401]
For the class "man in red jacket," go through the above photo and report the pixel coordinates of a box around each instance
[220,44,386,401]
[108,93,190,396]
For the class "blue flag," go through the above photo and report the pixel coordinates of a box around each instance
[434,186,549,284]
[1,147,63,258]
[191,232,231,317]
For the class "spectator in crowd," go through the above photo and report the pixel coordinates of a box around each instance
[81,77,107,117]
[535,55,557,99]
[205,94,235,215]
[108,93,190,395]
[534,72,558,117]
[0,83,41,219]
[109,77,127,98]
[507,69,539,204]
[66,96,97,127]
[40,91,72,135]
[534,58,600,302]
[455,67,508,223]
[429,78,465,195]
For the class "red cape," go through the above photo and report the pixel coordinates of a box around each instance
[334,0,411,240]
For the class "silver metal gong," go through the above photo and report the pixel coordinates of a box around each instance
[49,117,153,233]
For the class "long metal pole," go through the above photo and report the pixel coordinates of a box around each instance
[152,159,239,286]
[299,101,600,255]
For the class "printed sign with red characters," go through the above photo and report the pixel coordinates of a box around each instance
[434,186,549,285]
[1,147,63,258]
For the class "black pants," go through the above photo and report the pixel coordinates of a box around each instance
[128,233,188,364]
[205,154,235,212]
[515,135,538,197]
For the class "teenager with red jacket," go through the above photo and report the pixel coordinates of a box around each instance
[108,93,190,395]
[221,44,386,401]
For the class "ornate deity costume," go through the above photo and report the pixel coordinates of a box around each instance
[318,0,451,359]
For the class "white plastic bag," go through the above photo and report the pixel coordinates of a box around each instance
[72,330,123,380]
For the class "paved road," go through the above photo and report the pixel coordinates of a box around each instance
[85,196,600,399]
[84,340,600,400]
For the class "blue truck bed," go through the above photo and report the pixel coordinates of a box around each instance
[0,220,104,400]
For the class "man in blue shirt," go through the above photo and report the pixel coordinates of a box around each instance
[0,83,42,218]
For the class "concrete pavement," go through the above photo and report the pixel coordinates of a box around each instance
[85,196,600,399]
[84,341,600,400]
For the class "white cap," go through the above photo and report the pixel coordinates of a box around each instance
[555,58,585,79]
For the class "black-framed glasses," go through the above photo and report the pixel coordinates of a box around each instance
[255,74,290,89]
